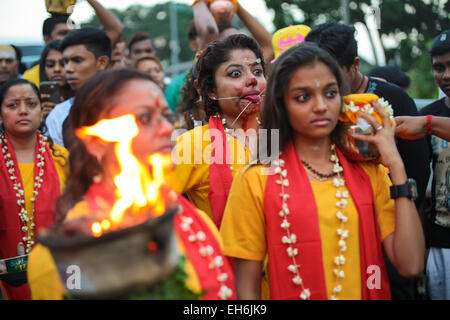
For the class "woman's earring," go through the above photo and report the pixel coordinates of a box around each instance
[96,153,103,164]
[93,173,103,183]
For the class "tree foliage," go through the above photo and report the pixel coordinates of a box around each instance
[82,2,195,69]
[265,0,450,98]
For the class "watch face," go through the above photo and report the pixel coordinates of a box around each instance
[408,179,418,200]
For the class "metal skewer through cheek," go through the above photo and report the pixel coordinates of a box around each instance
[230,87,266,127]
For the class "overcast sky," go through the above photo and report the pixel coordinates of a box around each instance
[0,0,275,40]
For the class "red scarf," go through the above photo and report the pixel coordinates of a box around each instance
[264,141,390,300]
[0,132,60,300]
[208,116,233,229]
[85,182,236,300]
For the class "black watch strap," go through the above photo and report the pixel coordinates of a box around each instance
[390,178,418,200]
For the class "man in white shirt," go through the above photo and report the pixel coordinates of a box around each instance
[45,27,110,147]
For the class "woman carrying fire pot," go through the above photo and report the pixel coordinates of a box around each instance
[26,69,235,300]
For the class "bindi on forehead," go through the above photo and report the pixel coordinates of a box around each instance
[314,79,321,89]
[154,97,162,110]
[242,57,261,67]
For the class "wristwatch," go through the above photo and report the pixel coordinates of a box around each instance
[390,178,418,200]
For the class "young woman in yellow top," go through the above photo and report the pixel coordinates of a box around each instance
[173,34,266,228]
[26,69,235,300]
[0,79,68,300]
[220,43,425,300]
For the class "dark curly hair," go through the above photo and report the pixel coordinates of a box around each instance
[176,65,205,130]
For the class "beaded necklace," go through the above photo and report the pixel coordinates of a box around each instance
[300,159,337,181]
[274,144,349,300]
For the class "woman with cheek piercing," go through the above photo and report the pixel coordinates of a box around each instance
[172,34,266,229]
[220,43,425,300]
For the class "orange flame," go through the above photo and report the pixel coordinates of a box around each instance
[76,114,172,236]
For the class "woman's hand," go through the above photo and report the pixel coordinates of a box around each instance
[350,100,403,170]
[42,101,57,118]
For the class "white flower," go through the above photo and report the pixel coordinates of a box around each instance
[333,177,345,187]
[333,163,343,173]
[218,285,233,300]
[196,231,206,241]
[333,285,343,294]
[180,222,190,231]
[292,275,303,285]
[282,234,296,244]
[281,219,291,230]
[281,203,290,215]
[334,268,345,279]
[217,273,228,283]
[276,179,289,187]
[300,289,311,300]
[337,229,349,239]
[288,264,298,273]
[287,247,298,257]
[214,256,224,267]
[279,193,290,201]
[336,199,348,209]
[334,255,346,266]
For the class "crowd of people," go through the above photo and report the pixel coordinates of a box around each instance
[0,0,449,301]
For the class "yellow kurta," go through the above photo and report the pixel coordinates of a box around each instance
[18,143,68,244]
[220,162,396,300]
[170,124,252,221]
[27,199,225,300]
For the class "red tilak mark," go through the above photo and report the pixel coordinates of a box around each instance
[155,97,161,109]
[147,241,158,253]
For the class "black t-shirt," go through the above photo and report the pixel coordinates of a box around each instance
[419,98,450,248]
[365,77,431,208]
